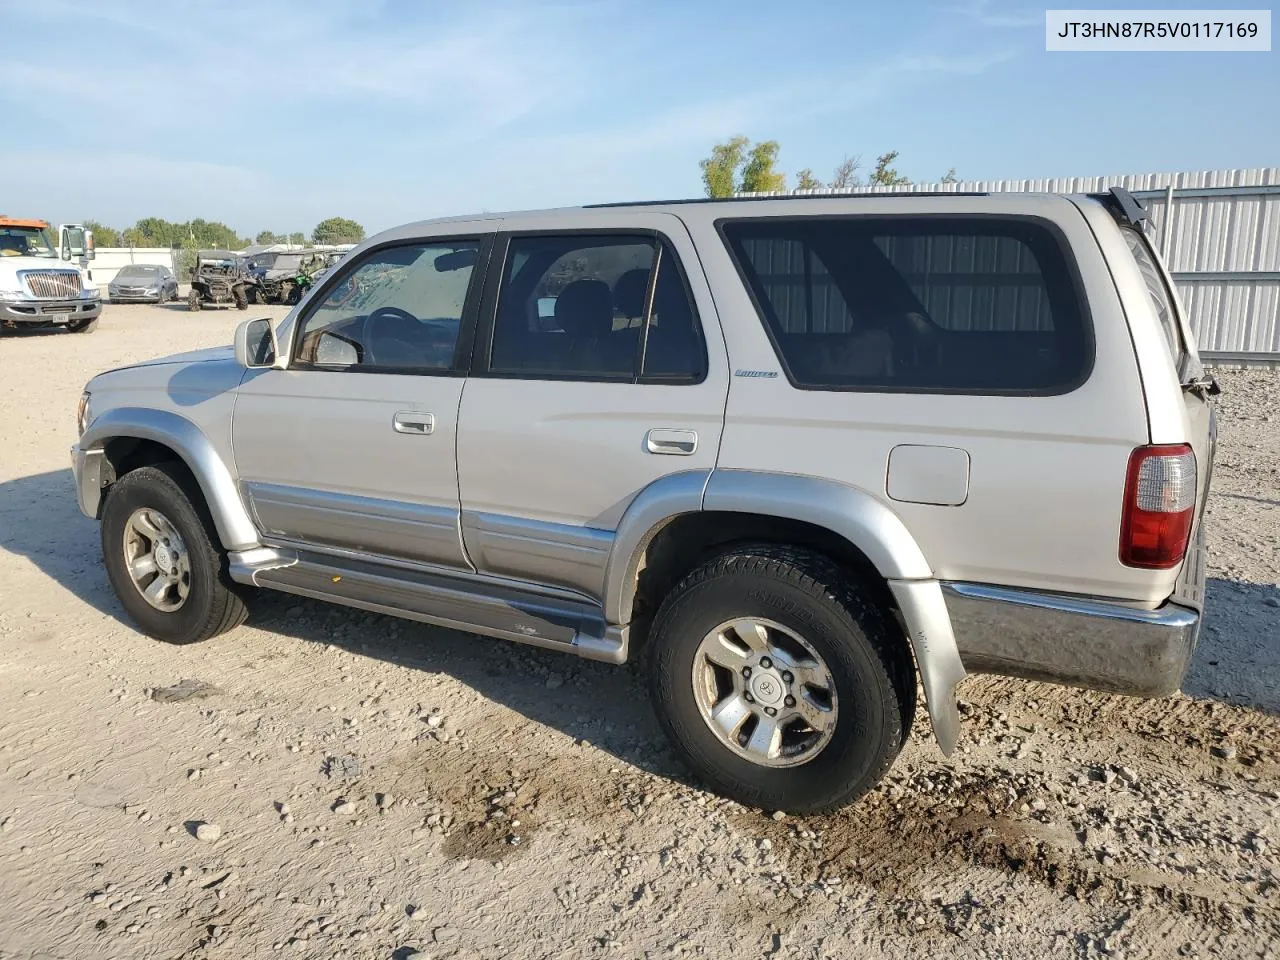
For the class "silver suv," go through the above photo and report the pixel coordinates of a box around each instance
[71,190,1215,813]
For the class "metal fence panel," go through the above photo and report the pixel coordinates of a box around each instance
[747,168,1280,353]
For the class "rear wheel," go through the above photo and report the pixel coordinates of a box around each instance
[100,464,248,644]
[188,289,200,311]
[647,546,914,814]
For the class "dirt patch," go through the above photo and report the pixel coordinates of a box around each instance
[149,678,221,703]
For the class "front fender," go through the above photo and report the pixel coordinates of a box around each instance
[78,407,260,551]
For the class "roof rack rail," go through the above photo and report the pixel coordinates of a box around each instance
[584,191,989,209]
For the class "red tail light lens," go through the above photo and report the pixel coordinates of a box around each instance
[1120,444,1197,569]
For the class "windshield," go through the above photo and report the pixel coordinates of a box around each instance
[0,226,57,258]
[117,265,161,280]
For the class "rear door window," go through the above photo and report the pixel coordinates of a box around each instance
[720,216,1092,394]
[487,234,706,382]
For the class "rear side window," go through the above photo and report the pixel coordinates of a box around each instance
[721,217,1092,393]
[1122,227,1187,374]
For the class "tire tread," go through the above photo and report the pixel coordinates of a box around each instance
[647,544,915,813]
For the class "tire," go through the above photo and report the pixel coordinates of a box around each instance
[246,286,259,306]
[68,316,98,334]
[188,289,201,312]
[646,546,915,814]
[100,463,248,644]
[233,285,248,310]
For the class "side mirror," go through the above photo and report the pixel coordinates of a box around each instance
[84,230,96,260]
[235,317,278,368]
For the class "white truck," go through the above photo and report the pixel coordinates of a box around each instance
[0,217,102,333]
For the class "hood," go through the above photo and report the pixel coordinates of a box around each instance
[95,344,234,378]
[110,272,162,289]
[0,254,78,282]
[138,344,235,367]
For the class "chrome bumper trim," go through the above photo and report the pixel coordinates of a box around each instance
[942,582,1201,696]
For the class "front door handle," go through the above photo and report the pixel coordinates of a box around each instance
[646,428,697,456]
[393,411,435,435]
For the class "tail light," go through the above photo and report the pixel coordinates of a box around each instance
[1120,444,1197,568]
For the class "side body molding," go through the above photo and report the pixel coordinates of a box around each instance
[78,407,261,551]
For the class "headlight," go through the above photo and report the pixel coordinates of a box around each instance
[145,288,159,295]
[76,391,92,436]
[0,288,26,301]
[81,288,101,300]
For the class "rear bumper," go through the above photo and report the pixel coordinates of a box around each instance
[943,582,1201,696]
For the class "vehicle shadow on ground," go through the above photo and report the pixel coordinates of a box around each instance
[0,468,681,784]
[2,468,1277,781]
[0,326,82,338]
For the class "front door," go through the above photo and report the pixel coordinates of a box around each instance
[456,217,729,599]
[233,234,491,570]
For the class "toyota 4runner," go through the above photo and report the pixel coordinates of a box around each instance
[71,190,1216,813]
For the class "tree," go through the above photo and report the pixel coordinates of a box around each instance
[941,168,959,184]
[739,140,786,194]
[288,231,306,245]
[830,155,862,190]
[795,168,824,191]
[255,230,281,244]
[312,217,365,245]
[869,151,911,186]
[699,136,749,198]
[83,220,120,246]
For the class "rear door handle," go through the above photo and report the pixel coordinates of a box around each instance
[393,411,435,435]
[646,428,697,456]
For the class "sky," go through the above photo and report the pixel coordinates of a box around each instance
[1,0,1275,239]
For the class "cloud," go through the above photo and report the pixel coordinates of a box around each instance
[0,0,593,140]
[940,0,1042,29]
[0,150,268,230]
[0,0,1024,232]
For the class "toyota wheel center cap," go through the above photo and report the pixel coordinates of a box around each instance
[750,672,784,707]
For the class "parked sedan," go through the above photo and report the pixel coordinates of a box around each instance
[107,264,178,303]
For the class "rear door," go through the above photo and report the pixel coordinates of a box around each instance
[454,214,728,600]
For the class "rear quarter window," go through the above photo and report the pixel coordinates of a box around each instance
[720,216,1093,394]
[1121,226,1188,375]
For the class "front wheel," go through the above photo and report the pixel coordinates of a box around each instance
[188,290,201,312]
[646,546,914,814]
[68,315,98,334]
[100,464,248,644]
[233,285,248,310]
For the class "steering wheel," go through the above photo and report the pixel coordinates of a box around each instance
[362,306,419,365]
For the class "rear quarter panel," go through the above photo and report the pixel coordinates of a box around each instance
[680,195,1168,603]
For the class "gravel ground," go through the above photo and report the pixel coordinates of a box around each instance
[0,305,1277,960]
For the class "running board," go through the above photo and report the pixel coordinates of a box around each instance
[228,547,627,664]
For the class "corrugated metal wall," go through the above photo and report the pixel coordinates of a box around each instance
[749,167,1280,355]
